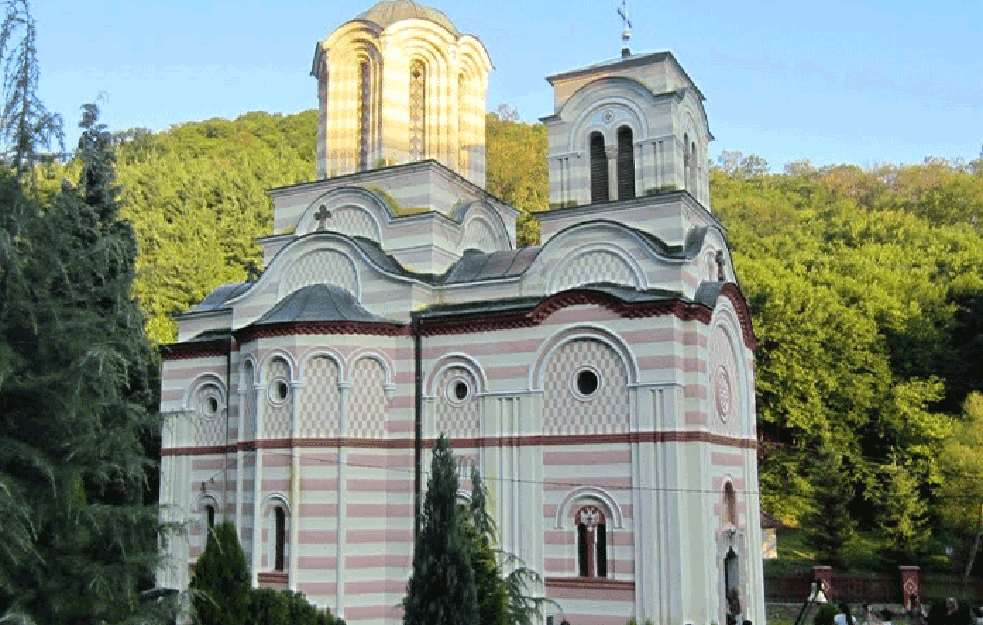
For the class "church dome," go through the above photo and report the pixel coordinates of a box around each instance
[353,0,459,35]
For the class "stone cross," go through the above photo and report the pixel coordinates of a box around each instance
[314,204,331,231]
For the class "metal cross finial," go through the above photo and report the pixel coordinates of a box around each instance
[618,0,632,55]
[314,204,331,231]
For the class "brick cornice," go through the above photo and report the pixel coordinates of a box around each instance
[718,282,759,350]
[160,340,229,361]
[161,430,757,456]
[235,320,409,343]
[419,289,712,337]
[545,577,635,591]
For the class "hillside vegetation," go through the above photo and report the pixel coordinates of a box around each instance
[32,109,983,569]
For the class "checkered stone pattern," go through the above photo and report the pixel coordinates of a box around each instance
[434,367,480,439]
[243,364,257,441]
[299,356,341,439]
[279,250,358,300]
[264,358,293,439]
[551,251,636,293]
[191,384,225,447]
[463,218,496,253]
[331,207,379,243]
[347,358,387,439]
[542,339,629,435]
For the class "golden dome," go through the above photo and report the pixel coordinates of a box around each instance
[353,0,459,35]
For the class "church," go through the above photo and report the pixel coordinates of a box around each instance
[157,2,765,625]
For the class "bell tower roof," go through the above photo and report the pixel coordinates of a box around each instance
[352,0,459,35]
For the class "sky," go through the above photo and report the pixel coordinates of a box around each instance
[35,0,983,172]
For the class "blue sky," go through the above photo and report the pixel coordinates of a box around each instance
[36,0,983,171]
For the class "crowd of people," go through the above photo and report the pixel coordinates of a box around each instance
[831,595,983,625]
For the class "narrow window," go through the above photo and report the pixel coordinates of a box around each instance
[357,60,370,170]
[589,132,609,203]
[691,141,698,193]
[724,483,737,525]
[458,73,467,172]
[577,523,589,576]
[274,507,286,571]
[575,505,607,578]
[683,132,691,192]
[409,60,426,161]
[616,126,635,200]
[204,504,215,530]
[596,523,607,578]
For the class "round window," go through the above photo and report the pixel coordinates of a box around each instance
[445,376,471,405]
[269,378,290,404]
[572,367,601,399]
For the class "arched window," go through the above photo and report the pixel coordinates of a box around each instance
[357,60,371,170]
[274,506,286,572]
[589,132,609,203]
[724,482,737,526]
[576,505,607,577]
[458,72,467,172]
[683,132,691,193]
[409,60,426,161]
[204,503,216,530]
[616,126,635,200]
[690,140,698,193]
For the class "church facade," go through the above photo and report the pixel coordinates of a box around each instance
[157,3,766,625]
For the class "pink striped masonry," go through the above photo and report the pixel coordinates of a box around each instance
[344,554,412,569]
[345,529,413,544]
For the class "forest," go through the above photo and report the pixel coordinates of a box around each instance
[28,107,983,571]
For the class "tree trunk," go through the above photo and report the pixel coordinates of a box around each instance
[963,500,983,586]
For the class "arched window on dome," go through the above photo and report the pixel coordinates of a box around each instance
[589,131,609,203]
[458,72,467,173]
[616,126,635,200]
[409,60,426,161]
[357,60,371,170]
[576,505,607,577]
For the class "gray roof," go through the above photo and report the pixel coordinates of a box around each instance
[443,247,542,284]
[191,283,251,312]
[254,284,395,325]
[417,283,684,320]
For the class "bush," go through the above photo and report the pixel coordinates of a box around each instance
[814,604,837,625]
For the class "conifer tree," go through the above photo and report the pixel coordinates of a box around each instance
[0,105,165,624]
[403,434,478,625]
[189,521,251,625]
[802,449,858,566]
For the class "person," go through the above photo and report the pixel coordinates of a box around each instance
[908,594,927,625]
[863,604,882,625]
[834,602,857,625]
[727,588,742,625]
[879,609,892,625]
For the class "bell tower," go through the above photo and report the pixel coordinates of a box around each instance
[312,0,492,186]
[541,51,713,209]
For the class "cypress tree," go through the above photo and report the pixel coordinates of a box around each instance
[189,521,251,625]
[403,434,478,625]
